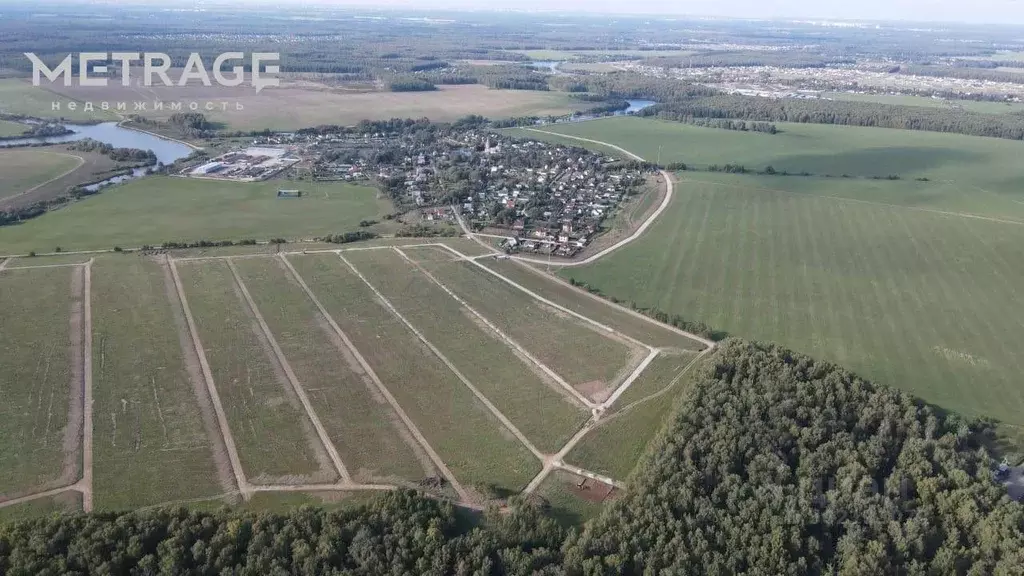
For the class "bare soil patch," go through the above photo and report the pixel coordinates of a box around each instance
[577,380,612,403]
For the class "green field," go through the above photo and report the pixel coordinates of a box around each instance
[562,170,1024,434]
[0,149,82,201]
[478,257,705,351]
[823,92,1024,115]
[0,491,82,523]
[612,351,698,408]
[568,355,707,479]
[346,247,589,453]
[415,257,641,397]
[231,256,432,484]
[0,79,118,122]
[513,117,1024,220]
[0,267,79,497]
[0,119,28,137]
[535,470,609,526]
[288,253,540,496]
[91,257,228,509]
[0,176,391,254]
[176,260,334,483]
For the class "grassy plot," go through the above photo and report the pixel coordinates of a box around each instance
[0,119,27,137]
[415,256,641,396]
[478,257,705,351]
[513,117,1024,220]
[568,356,707,480]
[90,257,227,509]
[231,256,432,484]
[0,149,82,201]
[0,491,82,523]
[563,171,1024,433]
[346,248,588,453]
[176,259,334,483]
[0,176,391,254]
[240,490,381,514]
[288,254,540,495]
[536,470,612,527]
[0,267,79,497]
[611,351,699,409]
[0,79,117,122]
[823,92,1024,115]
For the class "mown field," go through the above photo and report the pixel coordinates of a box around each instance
[822,92,1024,115]
[0,79,118,122]
[562,170,1024,434]
[512,116,1024,221]
[0,149,82,201]
[0,176,391,254]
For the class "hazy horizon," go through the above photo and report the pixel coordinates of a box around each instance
[17,0,1023,26]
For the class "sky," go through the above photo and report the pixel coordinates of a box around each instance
[254,0,1024,25]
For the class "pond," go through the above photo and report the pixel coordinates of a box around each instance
[621,99,657,114]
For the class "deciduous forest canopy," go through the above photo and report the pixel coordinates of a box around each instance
[2,341,1019,575]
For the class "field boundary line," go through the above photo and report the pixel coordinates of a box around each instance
[0,151,85,206]
[483,254,715,351]
[0,258,7,271]
[393,247,595,411]
[0,486,79,510]
[80,259,94,512]
[167,257,250,498]
[226,259,353,484]
[599,348,660,411]
[2,262,90,270]
[524,417,599,493]
[436,243,652,351]
[249,483,396,492]
[340,253,546,461]
[277,254,471,502]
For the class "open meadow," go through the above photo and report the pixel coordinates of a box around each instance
[0,119,27,138]
[0,80,119,122]
[0,176,392,254]
[0,149,83,202]
[0,242,696,517]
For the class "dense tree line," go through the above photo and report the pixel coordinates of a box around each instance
[387,77,439,92]
[646,95,1024,140]
[567,340,1024,574]
[549,73,718,101]
[641,110,778,133]
[898,64,1024,85]
[67,138,156,164]
[645,50,854,69]
[318,231,379,244]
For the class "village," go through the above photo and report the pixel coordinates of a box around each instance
[229,124,649,257]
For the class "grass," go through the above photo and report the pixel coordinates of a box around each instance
[91,256,225,509]
[0,491,82,523]
[536,470,609,526]
[239,490,381,513]
[823,92,1024,115]
[287,253,540,495]
[0,149,82,201]
[568,355,707,479]
[175,259,332,482]
[231,256,431,484]
[0,79,118,122]
[0,119,27,137]
[5,254,96,267]
[346,247,589,453]
[0,176,392,254]
[0,267,77,496]
[562,170,1024,435]
[612,351,699,408]
[507,49,695,60]
[477,258,705,351]
[513,116,1024,221]
[415,258,638,393]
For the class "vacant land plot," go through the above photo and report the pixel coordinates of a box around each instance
[288,254,540,496]
[241,490,381,513]
[231,256,433,484]
[514,117,1024,220]
[5,254,97,267]
[41,81,586,131]
[0,79,118,122]
[346,248,589,453]
[90,257,228,509]
[0,176,391,254]
[176,260,335,484]
[564,171,1024,434]
[414,257,641,399]
[612,351,699,408]
[0,119,27,137]
[0,491,82,523]
[823,92,1024,115]
[0,267,80,499]
[478,258,704,350]
[0,149,82,202]
[568,356,707,480]
[536,470,611,526]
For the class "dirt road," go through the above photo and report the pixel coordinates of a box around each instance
[80,260,94,512]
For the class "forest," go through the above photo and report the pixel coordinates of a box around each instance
[1,340,1019,575]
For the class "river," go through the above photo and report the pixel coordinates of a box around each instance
[0,121,194,192]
